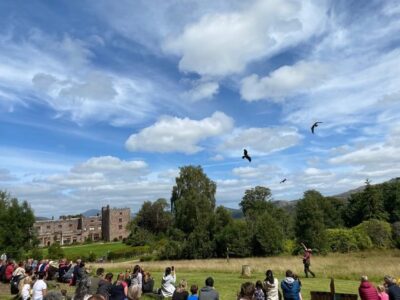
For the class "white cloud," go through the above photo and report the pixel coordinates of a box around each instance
[125,111,234,154]
[210,154,224,161]
[240,61,328,101]
[220,126,302,156]
[0,169,16,181]
[233,164,279,179]
[183,81,219,102]
[164,0,327,76]
[72,156,148,175]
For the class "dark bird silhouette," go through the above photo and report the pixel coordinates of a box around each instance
[311,122,323,134]
[280,178,287,184]
[242,149,251,162]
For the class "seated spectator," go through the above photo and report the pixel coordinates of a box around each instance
[110,273,128,300]
[43,291,64,300]
[142,271,154,294]
[188,285,199,300]
[377,285,389,300]
[359,275,379,300]
[74,267,92,300]
[238,282,256,300]
[88,295,107,300]
[97,272,113,299]
[254,280,265,300]
[58,259,70,282]
[89,268,105,296]
[161,267,176,298]
[129,265,142,298]
[32,272,47,300]
[5,260,15,283]
[281,270,301,300]
[20,276,33,300]
[199,277,219,300]
[264,270,279,300]
[13,261,26,277]
[384,276,400,300]
[172,279,189,300]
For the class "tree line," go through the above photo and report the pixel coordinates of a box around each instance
[125,166,400,259]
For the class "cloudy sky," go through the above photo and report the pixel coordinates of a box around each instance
[1,0,400,217]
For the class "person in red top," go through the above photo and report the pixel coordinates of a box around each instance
[301,243,315,278]
[5,260,15,283]
[359,275,379,300]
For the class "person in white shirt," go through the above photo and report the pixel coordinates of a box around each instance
[20,276,33,300]
[161,266,176,298]
[32,272,47,300]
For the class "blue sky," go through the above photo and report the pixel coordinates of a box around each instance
[1,0,400,217]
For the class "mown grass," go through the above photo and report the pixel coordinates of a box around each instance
[42,241,132,259]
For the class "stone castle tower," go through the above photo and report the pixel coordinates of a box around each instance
[101,205,131,242]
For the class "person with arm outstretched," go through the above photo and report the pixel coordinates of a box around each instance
[300,243,315,278]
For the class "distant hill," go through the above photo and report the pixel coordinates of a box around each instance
[82,209,100,217]
[224,207,244,219]
[35,216,50,221]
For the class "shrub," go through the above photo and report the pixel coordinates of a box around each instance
[392,222,400,248]
[158,240,184,260]
[29,248,44,260]
[88,252,97,262]
[107,246,150,260]
[48,242,65,259]
[326,228,358,252]
[283,239,296,255]
[354,219,392,248]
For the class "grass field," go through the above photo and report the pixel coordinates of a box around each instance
[1,249,399,299]
[42,241,132,259]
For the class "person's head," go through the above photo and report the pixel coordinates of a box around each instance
[361,275,368,282]
[133,264,141,274]
[43,291,63,300]
[179,279,187,290]
[190,284,198,295]
[38,272,46,280]
[18,261,24,267]
[377,285,386,293]
[96,268,105,277]
[144,271,152,281]
[384,275,394,285]
[256,280,263,289]
[205,277,214,287]
[285,270,294,278]
[165,267,172,276]
[88,294,106,300]
[239,282,256,299]
[79,261,85,268]
[266,269,274,284]
[76,258,81,264]
[117,273,124,282]
[105,272,113,282]
[307,248,312,252]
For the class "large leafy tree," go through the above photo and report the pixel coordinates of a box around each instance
[255,212,285,255]
[171,166,216,234]
[0,191,36,259]
[239,186,273,218]
[134,198,172,234]
[295,190,327,251]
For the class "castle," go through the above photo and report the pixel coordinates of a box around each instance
[34,206,131,247]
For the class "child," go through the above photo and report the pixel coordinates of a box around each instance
[188,284,199,300]
[254,280,265,300]
[377,285,389,300]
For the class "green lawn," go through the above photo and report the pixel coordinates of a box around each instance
[42,241,133,259]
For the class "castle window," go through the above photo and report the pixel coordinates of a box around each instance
[90,219,94,223]
[69,224,73,227]
[89,227,94,231]
[46,225,51,229]
[119,218,122,223]
[119,225,123,230]
[119,212,122,215]
[119,236,123,240]
[58,225,62,228]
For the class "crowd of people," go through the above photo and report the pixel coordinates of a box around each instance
[1,254,400,300]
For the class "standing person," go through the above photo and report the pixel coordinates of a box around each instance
[359,276,379,300]
[264,270,279,300]
[281,270,301,300]
[384,276,400,300]
[300,243,315,278]
[161,266,176,298]
[188,285,199,300]
[237,282,256,300]
[377,285,389,300]
[32,272,47,300]
[5,260,15,283]
[199,277,219,300]
[172,279,189,300]
[109,273,128,300]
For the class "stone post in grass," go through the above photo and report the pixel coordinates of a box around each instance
[241,265,251,277]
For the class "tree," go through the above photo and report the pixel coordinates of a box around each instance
[295,190,327,251]
[240,186,273,218]
[320,197,345,228]
[135,198,172,235]
[48,242,65,259]
[215,206,233,231]
[255,212,285,255]
[171,166,216,234]
[362,180,388,221]
[215,220,252,257]
[382,180,400,223]
[0,191,37,259]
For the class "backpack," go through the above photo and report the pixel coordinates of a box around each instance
[10,275,22,295]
